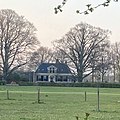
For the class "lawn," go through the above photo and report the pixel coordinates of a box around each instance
[0,86,120,120]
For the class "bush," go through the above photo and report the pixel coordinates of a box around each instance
[18,81,35,86]
[0,80,6,85]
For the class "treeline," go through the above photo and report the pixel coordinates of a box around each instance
[0,9,120,83]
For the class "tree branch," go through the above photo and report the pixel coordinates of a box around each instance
[54,0,118,15]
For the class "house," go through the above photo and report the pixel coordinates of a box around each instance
[33,60,73,82]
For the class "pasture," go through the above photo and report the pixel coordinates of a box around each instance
[0,86,120,120]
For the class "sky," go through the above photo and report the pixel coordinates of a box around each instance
[0,0,120,47]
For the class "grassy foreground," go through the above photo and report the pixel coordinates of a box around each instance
[0,86,120,120]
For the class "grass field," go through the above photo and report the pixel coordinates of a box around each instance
[0,86,120,120]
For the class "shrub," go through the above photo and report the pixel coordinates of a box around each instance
[0,80,6,85]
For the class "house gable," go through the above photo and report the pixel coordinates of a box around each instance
[36,63,71,74]
[47,65,57,73]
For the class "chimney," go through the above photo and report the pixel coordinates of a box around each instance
[56,59,59,63]
[65,61,67,64]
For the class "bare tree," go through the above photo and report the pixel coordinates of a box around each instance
[111,42,120,83]
[109,44,117,82]
[0,58,2,75]
[95,41,111,82]
[53,22,110,82]
[54,0,118,15]
[53,49,69,63]
[0,9,39,81]
[27,46,54,71]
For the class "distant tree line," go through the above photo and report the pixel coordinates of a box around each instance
[0,9,120,83]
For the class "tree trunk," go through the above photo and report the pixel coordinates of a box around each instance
[113,64,116,82]
[118,70,120,83]
[77,69,83,82]
[101,72,104,82]
[2,63,9,82]
[92,71,95,82]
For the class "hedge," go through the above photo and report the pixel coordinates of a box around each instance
[0,80,120,88]
[18,81,120,88]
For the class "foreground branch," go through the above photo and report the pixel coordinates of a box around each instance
[54,0,118,15]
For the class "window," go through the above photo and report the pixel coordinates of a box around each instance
[43,76,48,81]
[50,68,52,73]
[48,66,57,73]
[53,68,55,73]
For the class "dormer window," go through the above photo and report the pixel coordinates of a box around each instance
[49,67,55,73]
[50,68,52,73]
[47,65,57,73]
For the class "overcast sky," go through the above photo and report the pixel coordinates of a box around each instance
[0,0,120,47]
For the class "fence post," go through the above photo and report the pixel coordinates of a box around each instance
[85,91,87,102]
[38,88,40,103]
[97,84,100,112]
[7,90,9,100]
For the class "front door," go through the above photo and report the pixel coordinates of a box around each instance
[49,75,55,82]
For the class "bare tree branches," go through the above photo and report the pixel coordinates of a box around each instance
[0,9,39,81]
[27,46,54,71]
[111,42,120,82]
[53,22,110,82]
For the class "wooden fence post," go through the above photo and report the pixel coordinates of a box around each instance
[7,90,9,100]
[97,84,100,112]
[38,88,40,103]
[85,91,87,102]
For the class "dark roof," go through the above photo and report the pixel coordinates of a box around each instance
[35,63,71,74]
